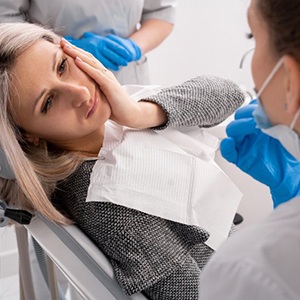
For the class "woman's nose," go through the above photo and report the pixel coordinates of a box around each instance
[65,84,90,107]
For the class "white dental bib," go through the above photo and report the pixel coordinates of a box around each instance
[86,86,242,250]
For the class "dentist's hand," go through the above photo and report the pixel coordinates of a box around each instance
[61,39,166,128]
[65,32,132,71]
[220,100,300,208]
[106,34,142,62]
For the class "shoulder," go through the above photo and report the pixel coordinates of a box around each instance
[200,198,300,300]
[209,197,300,261]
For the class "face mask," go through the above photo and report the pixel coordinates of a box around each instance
[253,58,300,161]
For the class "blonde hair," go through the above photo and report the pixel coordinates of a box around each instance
[0,23,82,224]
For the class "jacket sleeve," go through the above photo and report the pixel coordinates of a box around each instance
[142,0,177,24]
[141,75,245,130]
[0,0,29,22]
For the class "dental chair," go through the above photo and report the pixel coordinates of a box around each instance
[26,214,148,300]
[0,148,148,300]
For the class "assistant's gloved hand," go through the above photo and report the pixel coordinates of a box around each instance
[220,100,300,208]
[65,32,132,71]
[106,34,142,62]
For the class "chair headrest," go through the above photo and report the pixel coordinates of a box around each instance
[0,199,32,226]
[0,147,15,179]
[0,148,32,225]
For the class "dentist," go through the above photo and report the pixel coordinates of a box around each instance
[0,0,176,84]
[200,0,300,299]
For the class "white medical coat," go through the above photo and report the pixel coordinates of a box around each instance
[200,196,300,300]
[0,0,177,84]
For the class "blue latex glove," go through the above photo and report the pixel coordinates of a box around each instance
[65,32,132,71]
[220,100,300,208]
[106,34,142,62]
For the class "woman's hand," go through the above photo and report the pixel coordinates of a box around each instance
[60,39,167,129]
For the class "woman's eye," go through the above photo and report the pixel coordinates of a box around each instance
[58,57,68,74]
[41,96,53,114]
[246,32,253,39]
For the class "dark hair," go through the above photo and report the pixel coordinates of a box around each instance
[257,0,300,61]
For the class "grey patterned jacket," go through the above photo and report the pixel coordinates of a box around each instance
[52,75,245,300]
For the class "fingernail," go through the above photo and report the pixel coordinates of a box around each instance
[62,37,70,44]
[75,56,83,62]
[64,43,71,49]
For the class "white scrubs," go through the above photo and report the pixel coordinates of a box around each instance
[0,0,177,84]
[200,196,300,300]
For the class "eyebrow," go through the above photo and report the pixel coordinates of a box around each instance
[33,49,59,112]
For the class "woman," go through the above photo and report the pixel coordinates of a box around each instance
[0,0,176,84]
[0,22,244,299]
[200,0,300,299]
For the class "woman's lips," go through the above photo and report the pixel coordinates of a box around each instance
[86,93,99,118]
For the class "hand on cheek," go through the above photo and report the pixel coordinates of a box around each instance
[60,38,142,127]
[60,38,166,129]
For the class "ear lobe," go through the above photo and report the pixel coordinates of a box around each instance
[23,133,40,145]
[283,55,300,115]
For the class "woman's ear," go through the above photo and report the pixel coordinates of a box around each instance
[23,133,40,146]
[282,55,300,115]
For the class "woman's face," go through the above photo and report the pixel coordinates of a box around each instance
[248,0,292,126]
[11,39,111,152]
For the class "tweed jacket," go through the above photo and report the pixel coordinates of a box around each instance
[52,75,244,299]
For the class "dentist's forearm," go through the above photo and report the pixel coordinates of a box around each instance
[129,19,174,54]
